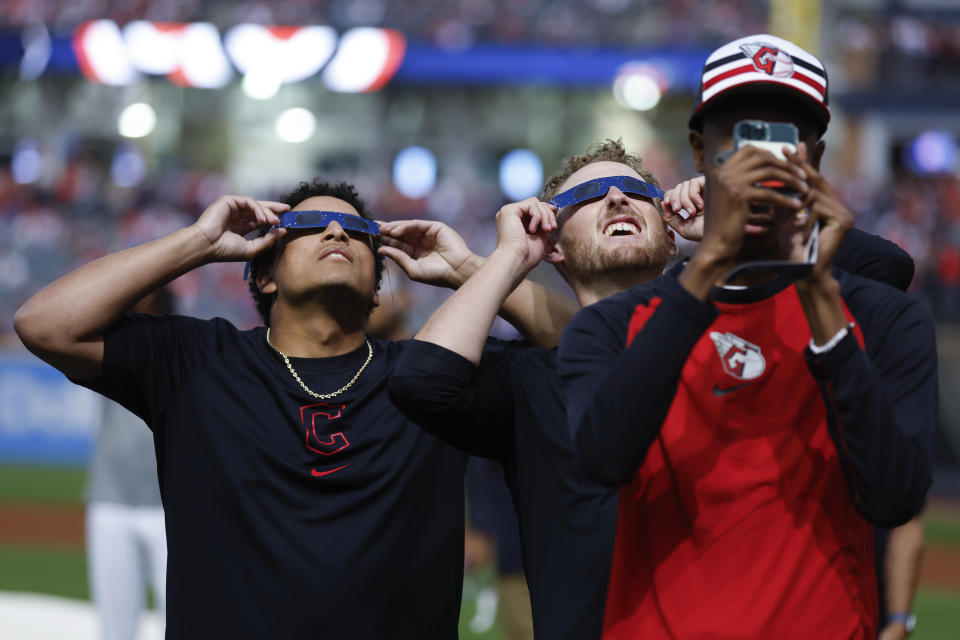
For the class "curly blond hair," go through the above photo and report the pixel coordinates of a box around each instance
[540,138,659,202]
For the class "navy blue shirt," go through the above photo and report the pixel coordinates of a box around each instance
[390,339,618,639]
[81,314,466,639]
[835,228,915,292]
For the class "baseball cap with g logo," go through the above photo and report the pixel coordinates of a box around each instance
[688,34,830,135]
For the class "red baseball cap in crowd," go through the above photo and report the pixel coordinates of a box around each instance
[688,34,830,135]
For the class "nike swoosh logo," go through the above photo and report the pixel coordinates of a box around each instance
[311,464,350,477]
[712,382,755,397]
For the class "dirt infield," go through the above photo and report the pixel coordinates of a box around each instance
[1,500,958,590]
[0,502,84,547]
[921,543,960,590]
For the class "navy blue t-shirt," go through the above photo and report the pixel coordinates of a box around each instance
[80,314,466,639]
[389,339,618,639]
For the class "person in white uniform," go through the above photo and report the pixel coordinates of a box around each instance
[84,289,172,640]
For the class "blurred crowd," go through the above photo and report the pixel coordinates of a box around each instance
[832,8,960,91]
[2,0,959,87]
[2,0,766,47]
[836,172,960,322]
[2,152,958,341]
[4,0,959,73]
[0,160,255,335]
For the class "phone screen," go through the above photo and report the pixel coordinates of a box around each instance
[733,120,799,192]
[734,120,799,160]
[738,138,797,160]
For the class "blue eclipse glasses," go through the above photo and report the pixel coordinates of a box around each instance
[243,210,380,280]
[273,210,380,235]
[548,175,664,209]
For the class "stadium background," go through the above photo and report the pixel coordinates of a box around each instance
[0,0,958,636]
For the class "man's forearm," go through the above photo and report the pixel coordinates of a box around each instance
[885,516,925,622]
[499,279,577,348]
[414,249,528,364]
[795,274,849,345]
[807,335,933,526]
[14,225,213,377]
[449,254,576,349]
[678,249,733,301]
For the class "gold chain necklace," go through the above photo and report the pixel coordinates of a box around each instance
[265,328,373,400]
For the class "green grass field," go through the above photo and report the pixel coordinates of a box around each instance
[2,465,958,638]
[926,512,960,545]
[0,465,87,503]
[0,546,89,599]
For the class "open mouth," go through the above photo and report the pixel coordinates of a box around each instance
[319,247,353,262]
[602,218,642,237]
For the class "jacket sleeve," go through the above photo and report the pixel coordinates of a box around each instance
[388,339,515,460]
[834,227,915,291]
[559,277,718,486]
[806,296,936,526]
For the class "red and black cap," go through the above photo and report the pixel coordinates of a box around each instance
[689,34,830,135]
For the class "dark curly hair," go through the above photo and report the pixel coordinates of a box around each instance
[247,179,384,326]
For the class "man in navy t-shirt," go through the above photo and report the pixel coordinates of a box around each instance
[13,179,570,638]
[384,141,690,637]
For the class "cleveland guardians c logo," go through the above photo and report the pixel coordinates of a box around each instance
[299,403,350,477]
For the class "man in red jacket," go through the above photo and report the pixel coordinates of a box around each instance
[559,34,936,638]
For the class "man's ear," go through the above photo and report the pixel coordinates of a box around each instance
[666,227,678,257]
[690,130,706,174]
[256,264,278,295]
[542,233,565,266]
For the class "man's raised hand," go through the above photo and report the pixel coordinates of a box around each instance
[785,143,854,281]
[193,196,289,262]
[378,219,480,288]
[662,176,705,241]
[492,197,557,275]
[680,146,808,299]
[703,145,808,264]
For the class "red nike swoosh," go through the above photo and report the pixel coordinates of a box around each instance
[311,464,350,477]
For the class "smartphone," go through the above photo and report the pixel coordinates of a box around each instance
[734,119,799,196]
[713,120,799,168]
[734,120,798,159]
[719,120,815,283]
